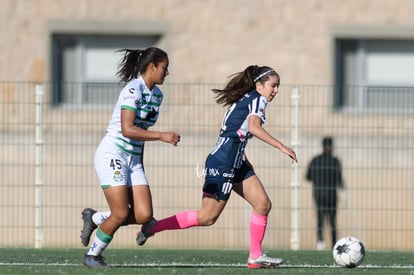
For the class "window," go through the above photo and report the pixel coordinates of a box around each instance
[335,39,414,112]
[51,34,160,105]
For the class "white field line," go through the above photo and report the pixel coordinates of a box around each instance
[0,262,414,269]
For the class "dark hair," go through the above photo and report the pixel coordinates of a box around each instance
[323,136,333,148]
[212,65,279,106]
[116,47,168,82]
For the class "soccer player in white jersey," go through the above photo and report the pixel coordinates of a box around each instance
[136,65,297,269]
[81,47,180,268]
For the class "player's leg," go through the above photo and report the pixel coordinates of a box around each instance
[84,139,130,268]
[80,208,111,246]
[80,138,114,246]
[157,194,227,230]
[100,186,130,234]
[136,155,230,246]
[81,201,141,235]
[232,175,270,254]
[130,185,153,224]
[136,194,227,245]
[84,151,148,230]
[232,174,271,216]
[84,185,130,268]
[128,158,154,224]
[197,194,228,226]
[128,158,157,246]
[232,174,282,268]
[81,205,146,247]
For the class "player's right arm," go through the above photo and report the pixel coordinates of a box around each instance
[121,108,180,146]
[248,115,297,163]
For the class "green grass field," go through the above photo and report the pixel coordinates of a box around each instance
[0,248,413,274]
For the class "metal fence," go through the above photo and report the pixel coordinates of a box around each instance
[0,82,413,250]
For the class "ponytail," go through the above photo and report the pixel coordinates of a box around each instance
[212,65,278,106]
[116,47,168,82]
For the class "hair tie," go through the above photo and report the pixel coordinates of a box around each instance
[253,70,275,83]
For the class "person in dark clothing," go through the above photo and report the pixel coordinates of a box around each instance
[306,137,344,250]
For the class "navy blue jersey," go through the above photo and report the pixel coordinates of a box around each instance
[209,90,267,168]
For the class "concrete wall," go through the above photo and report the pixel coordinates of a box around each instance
[2,0,414,84]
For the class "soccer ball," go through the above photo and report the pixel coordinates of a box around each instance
[332,236,366,268]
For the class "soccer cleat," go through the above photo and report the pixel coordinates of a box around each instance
[83,254,109,268]
[80,208,97,247]
[247,254,283,269]
[136,218,157,246]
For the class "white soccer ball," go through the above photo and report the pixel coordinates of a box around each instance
[332,236,366,268]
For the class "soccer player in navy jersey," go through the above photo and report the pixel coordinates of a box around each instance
[137,65,297,269]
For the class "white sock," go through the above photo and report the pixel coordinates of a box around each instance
[87,236,108,256]
[86,228,112,256]
[92,211,110,225]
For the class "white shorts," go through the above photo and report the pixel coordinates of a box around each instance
[94,135,148,188]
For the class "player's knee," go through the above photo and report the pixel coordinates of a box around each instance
[255,199,272,215]
[199,217,218,226]
[264,200,272,214]
[110,209,129,225]
[135,212,153,225]
[198,214,219,226]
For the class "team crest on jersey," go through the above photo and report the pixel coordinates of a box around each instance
[146,107,157,121]
[113,170,124,182]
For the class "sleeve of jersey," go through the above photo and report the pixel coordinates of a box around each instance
[249,96,267,123]
[120,85,141,112]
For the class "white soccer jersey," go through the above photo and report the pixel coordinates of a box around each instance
[105,76,163,156]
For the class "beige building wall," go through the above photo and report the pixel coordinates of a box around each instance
[2,0,414,84]
[0,0,413,250]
